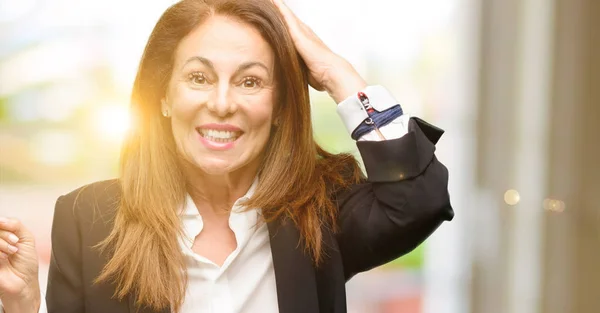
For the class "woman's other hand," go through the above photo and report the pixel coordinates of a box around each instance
[0,217,41,312]
[272,0,367,103]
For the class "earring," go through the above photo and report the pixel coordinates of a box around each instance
[161,99,171,118]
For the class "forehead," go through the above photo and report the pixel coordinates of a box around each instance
[174,15,274,69]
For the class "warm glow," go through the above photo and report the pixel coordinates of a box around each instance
[93,104,130,142]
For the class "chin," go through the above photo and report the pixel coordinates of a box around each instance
[193,157,239,176]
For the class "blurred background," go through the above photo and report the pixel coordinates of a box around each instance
[0,0,598,312]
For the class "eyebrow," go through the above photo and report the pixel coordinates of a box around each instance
[182,56,271,75]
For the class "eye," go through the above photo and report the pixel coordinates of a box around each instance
[188,72,208,85]
[240,77,261,89]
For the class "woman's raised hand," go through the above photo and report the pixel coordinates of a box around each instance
[0,217,41,312]
[271,0,367,103]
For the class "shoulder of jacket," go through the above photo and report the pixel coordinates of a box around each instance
[55,178,121,223]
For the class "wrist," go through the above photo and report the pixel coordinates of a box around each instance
[2,284,41,313]
[324,62,367,104]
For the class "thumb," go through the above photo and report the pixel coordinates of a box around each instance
[308,76,325,91]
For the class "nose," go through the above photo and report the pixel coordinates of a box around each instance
[206,82,238,117]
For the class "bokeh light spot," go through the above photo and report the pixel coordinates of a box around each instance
[504,189,520,206]
[543,198,566,213]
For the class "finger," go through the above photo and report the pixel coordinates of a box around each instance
[0,251,8,260]
[0,217,26,238]
[272,0,304,35]
[272,0,328,53]
[0,238,19,256]
[0,230,20,246]
[272,1,318,35]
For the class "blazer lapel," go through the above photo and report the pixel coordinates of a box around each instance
[267,218,320,313]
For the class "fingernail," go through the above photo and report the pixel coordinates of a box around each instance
[0,217,8,224]
[7,245,18,254]
[8,234,19,244]
[0,252,7,259]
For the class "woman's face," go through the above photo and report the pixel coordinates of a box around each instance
[164,15,276,176]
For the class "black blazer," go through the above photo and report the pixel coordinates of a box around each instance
[46,118,454,313]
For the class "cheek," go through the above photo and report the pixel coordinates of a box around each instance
[169,86,208,118]
[245,96,274,134]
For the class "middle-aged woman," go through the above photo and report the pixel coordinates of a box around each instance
[0,0,454,312]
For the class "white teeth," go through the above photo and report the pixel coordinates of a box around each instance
[206,130,236,139]
[199,129,241,142]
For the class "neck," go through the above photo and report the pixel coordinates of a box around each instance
[183,162,258,218]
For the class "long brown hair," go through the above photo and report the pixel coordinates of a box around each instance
[95,0,361,311]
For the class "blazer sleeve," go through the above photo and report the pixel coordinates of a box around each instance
[335,117,454,280]
[46,194,85,312]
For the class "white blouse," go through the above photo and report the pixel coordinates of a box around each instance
[177,179,279,313]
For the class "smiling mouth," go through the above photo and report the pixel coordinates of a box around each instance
[196,128,243,143]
